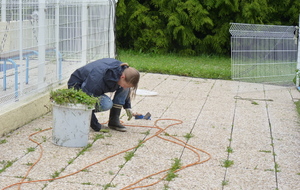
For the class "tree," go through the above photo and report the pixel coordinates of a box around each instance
[116,0,300,55]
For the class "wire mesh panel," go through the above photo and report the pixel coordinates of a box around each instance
[0,0,117,106]
[230,23,298,85]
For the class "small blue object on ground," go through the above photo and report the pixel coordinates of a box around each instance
[135,112,151,120]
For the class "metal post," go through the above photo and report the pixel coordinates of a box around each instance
[17,0,23,100]
[38,0,46,90]
[55,0,61,83]
[81,1,88,65]
[1,0,6,22]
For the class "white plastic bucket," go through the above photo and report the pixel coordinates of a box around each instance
[52,103,93,147]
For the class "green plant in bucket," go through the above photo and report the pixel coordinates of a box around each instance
[50,88,98,109]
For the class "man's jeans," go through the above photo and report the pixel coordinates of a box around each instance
[95,87,129,112]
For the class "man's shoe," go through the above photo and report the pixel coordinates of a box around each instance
[108,104,127,132]
[108,124,127,132]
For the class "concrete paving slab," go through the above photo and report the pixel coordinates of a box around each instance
[1,73,299,190]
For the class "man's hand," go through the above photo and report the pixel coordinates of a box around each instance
[125,109,134,120]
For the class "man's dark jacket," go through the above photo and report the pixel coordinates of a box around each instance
[67,58,131,108]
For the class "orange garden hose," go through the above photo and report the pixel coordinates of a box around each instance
[2,118,211,190]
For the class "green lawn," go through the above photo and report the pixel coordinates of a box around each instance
[117,49,300,117]
[117,49,231,80]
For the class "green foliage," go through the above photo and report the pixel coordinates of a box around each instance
[50,88,98,108]
[124,151,135,161]
[0,159,17,173]
[0,139,7,144]
[226,146,233,153]
[26,147,35,153]
[222,159,234,168]
[165,158,182,181]
[116,0,300,55]
[183,133,194,140]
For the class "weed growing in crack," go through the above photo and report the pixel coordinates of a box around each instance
[222,180,229,186]
[50,170,60,180]
[222,160,234,168]
[103,183,116,190]
[26,147,35,153]
[0,159,17,173]
[141,130,150,135]
[93,133,105,143]
[82,182,92,185]
[24,162,33,166]
[78,143,92,156]
[42,136,47,142]
[41,184,48,190]
[0,139,7,144]
[251,101,259,105]
[136,140,145,149]
[183,133,194,140]
[275,162,281,172]
[259,150,271,153]
[165,158,182,181]
[124,151,135,162]
[164,132,170,136]
[226,146,233,153]
[163,184,170,190]
[264,169,274,172]
[68,158,75,165]
[100,129,110,133]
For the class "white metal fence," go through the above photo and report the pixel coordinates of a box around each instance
[230,23,298,85]
[0,0,117,106]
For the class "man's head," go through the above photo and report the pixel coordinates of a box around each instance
[118,66,140,97]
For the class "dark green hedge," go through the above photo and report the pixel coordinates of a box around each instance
[116,0,300,55]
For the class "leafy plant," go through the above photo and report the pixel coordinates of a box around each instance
[222,159,234,168]
[82,182,92,185]
[226,146,233,153]
[26,147,35,153]
[183,133,194,140]
[165,158,182,181]
[222,180,229,186]
[50,88,98,108]
[259,150,271,153]
[0,159,17,173]
[124,151,135,161]
[103,183,116,190]
[0,139,7,144]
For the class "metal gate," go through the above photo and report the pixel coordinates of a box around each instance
[230,23,298,85]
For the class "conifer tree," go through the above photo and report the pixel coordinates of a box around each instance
[116,0,300,55]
